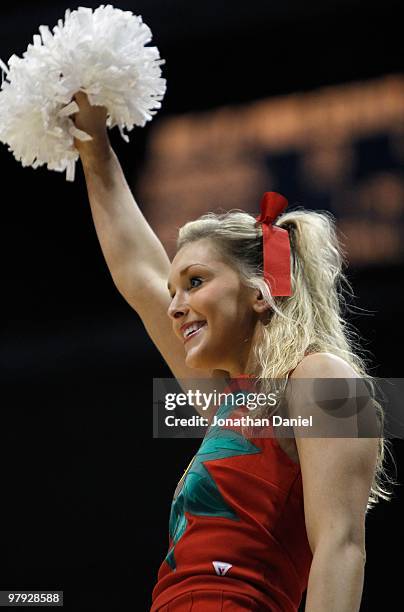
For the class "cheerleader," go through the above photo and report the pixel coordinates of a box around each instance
[72,91,393,612]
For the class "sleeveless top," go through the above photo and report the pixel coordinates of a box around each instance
[151,366,313,611]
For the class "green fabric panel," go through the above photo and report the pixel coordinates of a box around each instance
[165,394,261,571]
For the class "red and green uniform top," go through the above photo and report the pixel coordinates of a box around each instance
[151,376,313,611]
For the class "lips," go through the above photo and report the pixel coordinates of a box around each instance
[183,321,207,344]
[180,319,203,333]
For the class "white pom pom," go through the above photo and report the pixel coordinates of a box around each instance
[0,5,166,181]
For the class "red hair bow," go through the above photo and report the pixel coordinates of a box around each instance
[255,192,292,296]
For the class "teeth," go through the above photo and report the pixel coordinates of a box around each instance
[184,321,206,338]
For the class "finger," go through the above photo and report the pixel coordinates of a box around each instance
[73,91,90,108]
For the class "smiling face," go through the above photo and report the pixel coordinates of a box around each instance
[167,238,267,376]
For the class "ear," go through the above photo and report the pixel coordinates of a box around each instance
[251,288,270,314]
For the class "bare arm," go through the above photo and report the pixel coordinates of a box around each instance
[73,92,171,300]
[289,353,378,612]
[72,93,217,397]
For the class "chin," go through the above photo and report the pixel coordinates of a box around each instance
[185,353,205,370]
[185,348,215,372]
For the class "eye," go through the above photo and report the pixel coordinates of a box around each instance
[168,276,203,299]
[189,276,202,290]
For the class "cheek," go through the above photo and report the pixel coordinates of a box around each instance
[199,287,242,327]
[191,286,218,315]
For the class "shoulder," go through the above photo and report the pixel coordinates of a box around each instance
[290,351,359,380]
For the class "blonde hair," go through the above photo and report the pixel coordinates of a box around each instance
[177,205,398,512]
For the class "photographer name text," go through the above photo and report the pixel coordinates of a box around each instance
[165,414,313,428]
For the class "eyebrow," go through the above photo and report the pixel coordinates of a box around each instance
[167,263,211,292]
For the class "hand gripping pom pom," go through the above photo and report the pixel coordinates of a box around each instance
[0,5,166,182]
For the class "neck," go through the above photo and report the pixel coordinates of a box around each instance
[212,368,249,380]
[212,369,230,378]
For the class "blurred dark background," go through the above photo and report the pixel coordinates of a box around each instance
[1,1,403,610]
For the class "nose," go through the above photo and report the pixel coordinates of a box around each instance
[167,294,189,321]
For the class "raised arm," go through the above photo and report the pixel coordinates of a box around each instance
[73,91,170,302]
[72,93,215,395]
